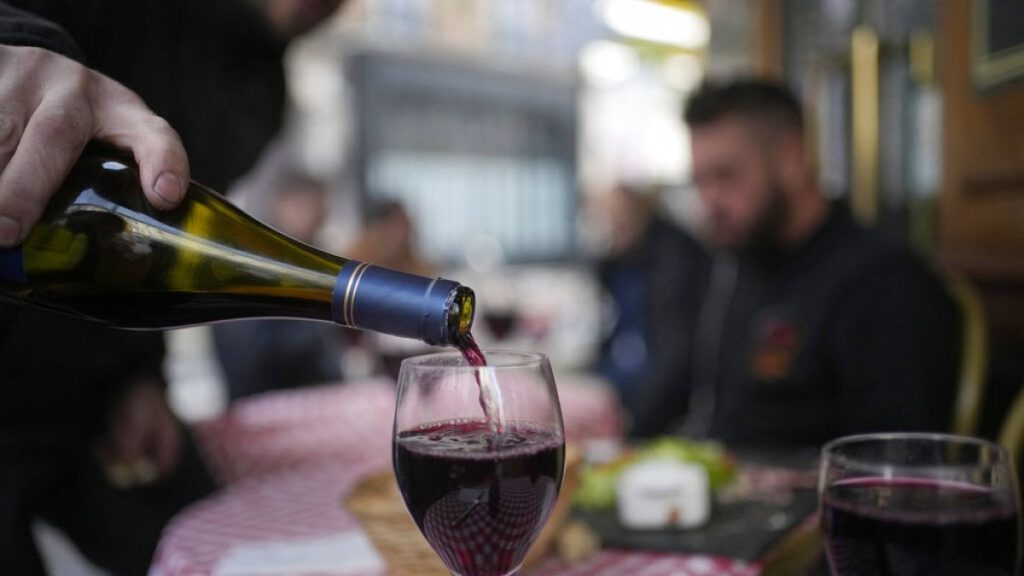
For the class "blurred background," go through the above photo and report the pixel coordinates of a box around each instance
[162,0,1022,445]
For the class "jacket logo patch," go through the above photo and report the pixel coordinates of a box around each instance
[751,310,801,383]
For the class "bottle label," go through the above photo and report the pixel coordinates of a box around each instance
[0,247,26,284]
[332,260,459,345]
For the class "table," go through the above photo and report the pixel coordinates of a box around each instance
[193,375,625,484]
[577,449,821,561]
[151,377,763,575]
[565,454,824,576]
[152,462,757,576]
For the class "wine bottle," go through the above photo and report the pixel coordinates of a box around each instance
[0,143,475,346]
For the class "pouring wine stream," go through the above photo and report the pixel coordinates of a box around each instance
[457,333,505,441]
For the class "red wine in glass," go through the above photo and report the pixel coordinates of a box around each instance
[822,477,1020,575]
[394,419,564,576]
[394,350,565,576]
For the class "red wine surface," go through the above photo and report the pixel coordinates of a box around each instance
[822,477,1019,576]
[394,419,564,576]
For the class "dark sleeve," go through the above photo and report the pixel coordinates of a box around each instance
[10,0,287,192]
[0,302,166,437]
[628,225,710,438]
[828,253,961,435]
[0,1,81,59]
[628,334,692,438]
[0,4,167,437]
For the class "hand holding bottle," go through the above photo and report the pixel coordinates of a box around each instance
[0,45,189,247]
[1,144,476,345]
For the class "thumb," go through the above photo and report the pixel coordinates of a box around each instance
[91,75,190,210]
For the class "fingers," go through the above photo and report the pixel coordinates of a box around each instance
[0,46,190,247]
[0,47,93,245]
[0,107,26,246]
[0,88,93,245]
[92,78,189,210]
[133,120,189,210]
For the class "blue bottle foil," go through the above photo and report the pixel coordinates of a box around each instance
[332,260,461,346]
[0,247,26,284]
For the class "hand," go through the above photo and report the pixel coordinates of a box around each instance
[97,378,183,487]
[0,45,189,247]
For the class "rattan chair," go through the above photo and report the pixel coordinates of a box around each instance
[998,384,1024,468]
[947,275,989,436]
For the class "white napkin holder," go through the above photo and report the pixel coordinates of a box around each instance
[615,458,710,529]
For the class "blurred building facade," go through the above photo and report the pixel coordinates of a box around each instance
[270,0,713,372]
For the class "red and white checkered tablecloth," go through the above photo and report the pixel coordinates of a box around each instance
[152,461,758,576]
[193,379,397,483]
[152,462,379,576]
[153,376,755,575]
[194,375,624,485]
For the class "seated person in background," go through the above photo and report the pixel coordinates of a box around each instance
[591,184,710,438]
[213,174,344,401]
[345,199,437,379]
[673,79,961,447]
[348,199,435,277]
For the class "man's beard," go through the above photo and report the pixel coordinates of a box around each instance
[736,183,789,263]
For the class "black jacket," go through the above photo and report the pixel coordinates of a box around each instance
[596,216,710,438]
[684,206,961,446]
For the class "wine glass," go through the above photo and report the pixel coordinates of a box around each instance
[819,433,1021,576]
[393,351,565,576]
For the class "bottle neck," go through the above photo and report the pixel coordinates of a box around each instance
[331,261,469,346]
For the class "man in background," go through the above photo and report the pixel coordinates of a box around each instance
[0,0,344,573]
[348,199,436,277]
[674,79,960,446]
[590,183,709,438]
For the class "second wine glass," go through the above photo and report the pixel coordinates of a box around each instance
[819,433,1021,575]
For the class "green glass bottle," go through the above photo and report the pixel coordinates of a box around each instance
[0,143,475,346]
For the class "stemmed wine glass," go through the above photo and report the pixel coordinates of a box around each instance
[393,351,565,576]
[819,433,1021,575]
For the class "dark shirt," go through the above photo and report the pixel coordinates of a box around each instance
[0,0,287,440]
[0,5,281,573]
[596,216,710,438]
[0,1,78,57]
[683,205,961,447]
[7,0,286,192]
